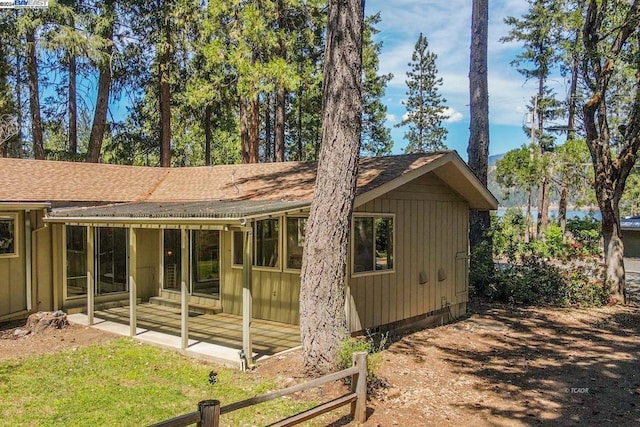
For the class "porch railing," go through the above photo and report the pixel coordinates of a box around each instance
[149,352,368,427]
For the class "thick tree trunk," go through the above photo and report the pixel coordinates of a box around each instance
[297,88,304,160]
[159,25,172,168]
[468,0,490,252]
[602,205,626,304]
[299,0,364,376]
[68,51,77,156]
[25,27,44,160]
[204,105,212,166]
[275,85,286,162]
[558,179,568,234]
[249,96,259,163]
[264,92,272,162]
[240,97,250,164]
[87,1,114,163]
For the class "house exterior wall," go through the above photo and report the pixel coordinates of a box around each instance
[0,210,26,319]
[347,172,469,332]
[0,209,54,320]
[135,228,159,302]
[623,229,640,258]
[222,230,301,325]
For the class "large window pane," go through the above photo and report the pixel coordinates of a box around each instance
[375,218,393,271]
[353,218,374,273]
[232,231,243,266]
[255,219,279,268]
[286,217,306,269]
[96,227,128,295]
[163,229,181,291]
[66,226,87,297]
[192,230,220,297]
[0,216,16,255]
[353,216,394,274]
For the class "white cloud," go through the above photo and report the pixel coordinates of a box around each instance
[443,107,464,123]
[386,113,397,122]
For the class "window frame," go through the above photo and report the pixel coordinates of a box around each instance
[64,225,89,300]
[252,217,282,271]
[231,230,244,269]
[283,215,308,272]
[350,213,395,278]
[0,212,19,259]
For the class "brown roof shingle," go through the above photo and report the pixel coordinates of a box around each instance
[0,153,448,204]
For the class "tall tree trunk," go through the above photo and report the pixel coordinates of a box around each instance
[68,51,78,156]
[536,77,548,239]
[25,27,44,160]
[264,92,272,162]
[204,104,212,166]
[559,33,580,235]
[249,95,259,163]
[299,0,364,376]
[159,24,172,168]
[275,84,286,162]
[525,188,532,243]
[87,0,114,163]
[240,96,250,164]
[468,0,491,253]
[15,43,23,158]
[297,87,304,160]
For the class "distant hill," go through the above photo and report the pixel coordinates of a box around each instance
[488,153,505,166]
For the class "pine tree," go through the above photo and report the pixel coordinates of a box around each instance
[397,33,448,153]
[361,12,392,157]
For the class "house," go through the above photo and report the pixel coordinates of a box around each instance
[0,151,497,362]
[621,216,640,258]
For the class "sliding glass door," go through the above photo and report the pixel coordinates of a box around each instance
[96,227,128,295]
[191,230,220,298]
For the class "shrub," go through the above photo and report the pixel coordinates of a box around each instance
[336,329,389,394]
[566,215,602,256]
[492,254,609,307]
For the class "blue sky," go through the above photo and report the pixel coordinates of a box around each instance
[366,0,567,159]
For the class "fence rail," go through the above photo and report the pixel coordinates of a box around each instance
[149,352,368,427]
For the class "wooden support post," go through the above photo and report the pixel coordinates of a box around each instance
[242,227,253,367]
[87,226,94,326]
[129,228,137,337]
[24,211,32,311]
[180,229,189,350]
[350,352,368,423]
[197,400,220,427]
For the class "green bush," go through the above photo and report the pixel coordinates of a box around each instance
[336,329,388,392]
[491,254,609,307]
[566,215,602,256]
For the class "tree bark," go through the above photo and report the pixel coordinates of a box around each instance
[159,23,172,168]
[204,104,212,166]
[249,95,259,163]
[275,84,286,162]
[240,96,250,164]
[68,51,78,156]
[87,0,114,163]
[25,26,44,160]
[300,0,364,376]
[468,0,490,252]
[264,92,272,162]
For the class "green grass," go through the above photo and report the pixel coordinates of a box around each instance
[0,338,314,426]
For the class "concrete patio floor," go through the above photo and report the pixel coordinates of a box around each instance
[68,303,300,367]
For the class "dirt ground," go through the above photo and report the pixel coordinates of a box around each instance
[1,300,639,426]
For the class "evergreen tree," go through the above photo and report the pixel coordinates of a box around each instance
[361,12,392,157]
[397,33,448,153]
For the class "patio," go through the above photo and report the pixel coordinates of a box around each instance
[67,303,300,367]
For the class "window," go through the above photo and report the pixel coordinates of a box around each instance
[163,229,181,291]
[232,231,244,266]
[96,227,128,295]
[66,226,87,297]
[254,218,279,268]
[191,230,220,297]
[0,214,16,256]
[286,217,306,269]
[353,215,394,274]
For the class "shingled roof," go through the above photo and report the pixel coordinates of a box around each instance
[0,152,448,203]
[1,151,498,219]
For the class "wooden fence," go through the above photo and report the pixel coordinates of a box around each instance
[149,352,368,427]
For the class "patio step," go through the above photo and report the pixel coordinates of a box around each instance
[148,296,223,315]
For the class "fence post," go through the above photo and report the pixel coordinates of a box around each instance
[197,399,220,427]
[350,352,368,423]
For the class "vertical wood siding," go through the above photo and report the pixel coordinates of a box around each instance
[0,211,25,317]
[347,173,470,331]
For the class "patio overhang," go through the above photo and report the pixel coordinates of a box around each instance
[44,199,311,226]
